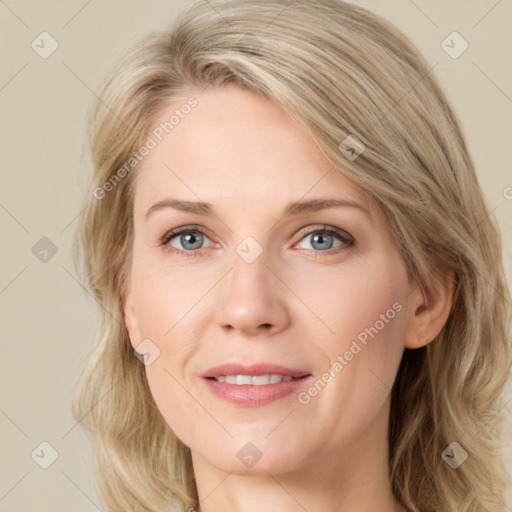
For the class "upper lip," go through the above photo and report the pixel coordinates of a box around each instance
[201,363,310,379]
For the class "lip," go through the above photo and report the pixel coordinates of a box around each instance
[200,363,310,379]
[200,363,312,407]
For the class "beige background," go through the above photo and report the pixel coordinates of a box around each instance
[1,0,511,510]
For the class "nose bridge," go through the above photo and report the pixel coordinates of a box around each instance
[229,235,274,305]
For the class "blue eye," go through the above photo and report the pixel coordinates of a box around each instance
[160,224,355,258]
[296,227,354,252]
[161,226,212,257]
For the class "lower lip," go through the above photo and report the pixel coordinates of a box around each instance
[202,376,311,406]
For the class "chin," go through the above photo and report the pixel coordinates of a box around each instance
[194,440,303,476]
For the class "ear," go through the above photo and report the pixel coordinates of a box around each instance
[404,269,454,349]
[121,285,141,351]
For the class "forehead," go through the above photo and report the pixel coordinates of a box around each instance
[132,84,373,217]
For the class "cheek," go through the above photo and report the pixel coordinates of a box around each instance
[296,256,408,439]
[128,255,208,443]
[297,251,408,356]
[130,252,204,339]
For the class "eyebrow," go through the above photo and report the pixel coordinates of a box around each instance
[145,197,372,220]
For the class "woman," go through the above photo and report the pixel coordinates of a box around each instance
[72,1,512,511]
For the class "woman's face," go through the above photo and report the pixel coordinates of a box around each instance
[123,84,420,475]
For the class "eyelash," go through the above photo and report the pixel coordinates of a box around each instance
[159,224,355,258]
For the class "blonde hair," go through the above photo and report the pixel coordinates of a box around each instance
[72,1,512,511]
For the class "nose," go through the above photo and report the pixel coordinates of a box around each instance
[214,245,290,337]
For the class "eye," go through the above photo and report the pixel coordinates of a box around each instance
[294,225,355,255]
[160,224,355,257]
[160,226,213,257]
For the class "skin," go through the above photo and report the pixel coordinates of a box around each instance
[123,84,453,512]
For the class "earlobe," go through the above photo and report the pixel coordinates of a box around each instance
[404,270,454,349]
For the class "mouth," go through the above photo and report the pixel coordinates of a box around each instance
[206,374,308,385]
[201,363,312,406]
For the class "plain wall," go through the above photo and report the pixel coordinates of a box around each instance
[1,1,511,510]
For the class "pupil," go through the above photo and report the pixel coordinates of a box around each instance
[313,233,332,250]
[184,232,201,249]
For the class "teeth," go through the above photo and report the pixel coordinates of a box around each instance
[213,374,295,385]
[236,375,252,385]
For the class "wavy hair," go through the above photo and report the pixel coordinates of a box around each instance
[72,1,512,511]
